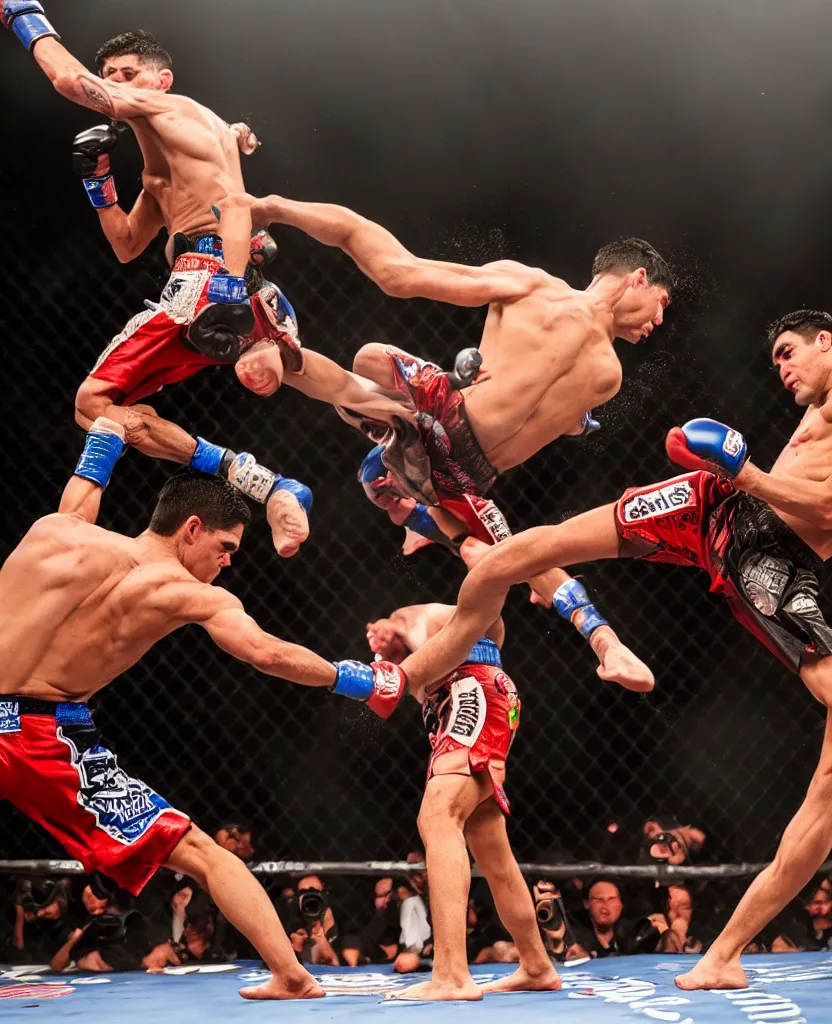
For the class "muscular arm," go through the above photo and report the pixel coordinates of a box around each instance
[31,37,173,119]
[57,476,103,524]
[283,348,406,421]
[735,463,832,530]
[191,588,337,687]
[252,195,538,306]
[96,189,165,263]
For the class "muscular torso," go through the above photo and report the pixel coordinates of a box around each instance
[128,95,246,245]
[0,516,208,702]
[462,280,623,471]
[768,406,832,559]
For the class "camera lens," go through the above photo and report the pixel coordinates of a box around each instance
[298,891,324,920]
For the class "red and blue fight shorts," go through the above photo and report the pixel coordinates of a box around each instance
[380,351,510,547]
[89,251,233,406]
[422,641,520,815]
[615,470,832,673]
[0,698,190,895]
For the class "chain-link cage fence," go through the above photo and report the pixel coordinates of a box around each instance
[1,211,828,878]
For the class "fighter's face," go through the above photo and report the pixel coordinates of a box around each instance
[613,272,669,344]
[100,55,173,92]
[182,520,244,583]
[772,329,832,406]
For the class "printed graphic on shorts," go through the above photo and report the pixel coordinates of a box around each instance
[620,480,696,523]
[447,678,487,748]
[160,270,208,323]
[0,701,21,734]
[468,496,512,542]
[58,728,171,845]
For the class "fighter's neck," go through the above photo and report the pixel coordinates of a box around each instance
[135,530,187,566]
[585,273,630,311]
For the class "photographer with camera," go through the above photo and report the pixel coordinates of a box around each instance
[341,877,402,966]
[276,875,340,966]
[532,880,589,962]
[51,884,169,973]
[5,877,71,963]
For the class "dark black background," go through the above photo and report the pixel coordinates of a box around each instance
[1,0,830,866]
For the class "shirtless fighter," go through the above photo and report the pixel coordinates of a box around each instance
[366,603,560,1001]
[250,194,670,551]
[1,5,311,556]
[241,193,664,689]
[0,419,413,998]
[392,307,832,992]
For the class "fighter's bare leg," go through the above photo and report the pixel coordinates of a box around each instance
[677,654,832,992]
[75,377,198,464]
[465,799,560,994]
[391,773,489,1001]
[401,504,653,694]
[213,192,255,279]
[165,826,324,1000]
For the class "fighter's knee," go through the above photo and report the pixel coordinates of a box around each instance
[75,379,109,426]
[353,343,390,377]
[168,825,216,885]
[417,796,466,838]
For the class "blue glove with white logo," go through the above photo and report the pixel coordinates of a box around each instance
[665,418,748,479]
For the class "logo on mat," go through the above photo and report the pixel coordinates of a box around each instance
[621,480,695,523]
[448,678,486,746]
[0,984,75,1000]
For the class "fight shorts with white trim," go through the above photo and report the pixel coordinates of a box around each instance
[0,697,191,894]
[374,351,510,546]
[89,236,299,406]
[422,640,520,814]
[615,469,832,672]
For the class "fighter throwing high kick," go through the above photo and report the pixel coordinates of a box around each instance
[1,3,312,557]
[391,308,832,992]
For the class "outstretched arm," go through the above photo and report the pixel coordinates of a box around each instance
[20,31,174,119]
[194,589,337,687]
[252,195,539,307]
[58,417,126,524]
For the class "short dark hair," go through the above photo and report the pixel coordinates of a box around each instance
[95,30,172,75]
[592,237,674,293]
[766,308,832,348]
[585,875,622,899]
[149,469,251,536]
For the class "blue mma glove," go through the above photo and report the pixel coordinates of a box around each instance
[665,417,748,478]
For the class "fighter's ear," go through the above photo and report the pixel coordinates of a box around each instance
[632,267,648,288]
[815,330,832,352]
[182,515,203,542]
[159,68,174,92]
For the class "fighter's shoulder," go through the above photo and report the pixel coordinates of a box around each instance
[482,260,551,288]
[24,513,114,552]
[155,579,243,625]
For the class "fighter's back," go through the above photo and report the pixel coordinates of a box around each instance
[0,513,199,701]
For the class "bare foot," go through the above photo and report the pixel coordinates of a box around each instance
[266,488,310,558]
[675,958,747,991]
[239,973,325,1000]
[389,978,483,1002]
[596,641,655,693]
[480,965,562,994]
